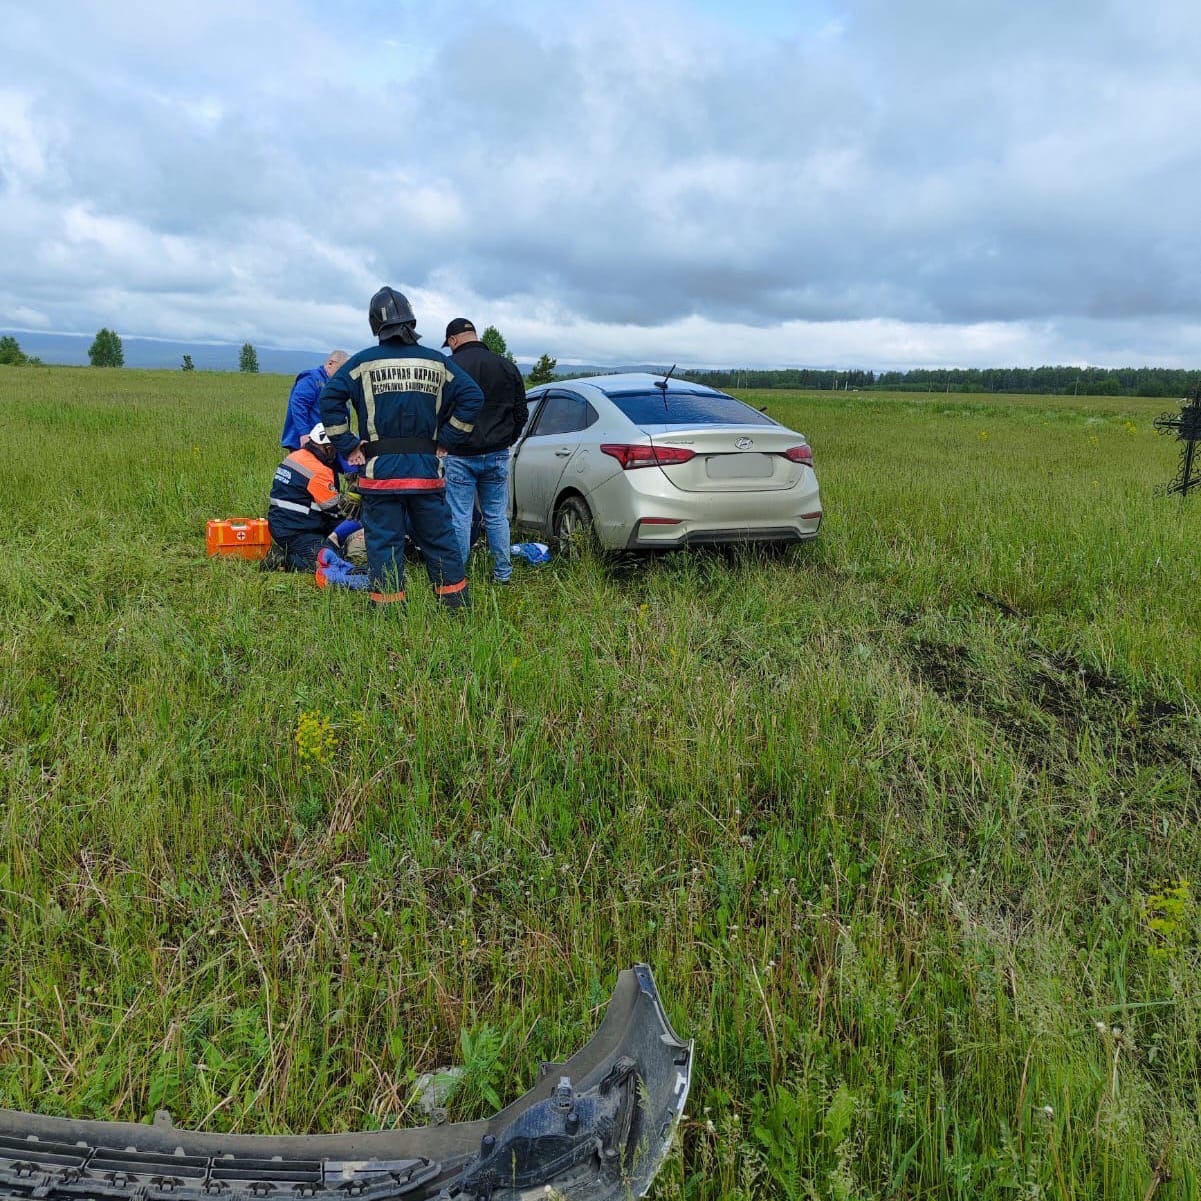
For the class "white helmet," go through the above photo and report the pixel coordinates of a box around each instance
[308,423,331,445]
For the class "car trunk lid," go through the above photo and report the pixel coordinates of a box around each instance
[641,425,809,492]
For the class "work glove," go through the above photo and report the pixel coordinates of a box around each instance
[316,547,371,591]
[336,495,360,521]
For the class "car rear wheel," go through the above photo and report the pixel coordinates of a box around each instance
[552,494,596,556]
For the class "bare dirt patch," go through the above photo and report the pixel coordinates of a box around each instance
[907,636,1199,784]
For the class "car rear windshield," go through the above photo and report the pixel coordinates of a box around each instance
[607,390,776,426]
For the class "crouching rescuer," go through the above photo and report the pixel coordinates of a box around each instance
[319,287,484,609]
[265,424,361,572]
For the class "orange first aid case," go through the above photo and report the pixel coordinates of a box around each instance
[206,517,271,560]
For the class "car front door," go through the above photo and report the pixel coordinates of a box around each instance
[512,391,595,531]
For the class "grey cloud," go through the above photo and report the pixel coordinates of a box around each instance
[3,0,1201,367]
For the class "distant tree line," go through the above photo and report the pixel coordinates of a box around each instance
[682,365,1201,398]
[681,367,877,391]
[16,324,1198,398]
[872,365,1201,397]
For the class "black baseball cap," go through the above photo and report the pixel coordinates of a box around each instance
[442,317,476,347]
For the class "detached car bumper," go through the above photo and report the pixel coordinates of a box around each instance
[0,965,691,1201]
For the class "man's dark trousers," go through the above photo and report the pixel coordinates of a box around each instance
[360,491,468,608]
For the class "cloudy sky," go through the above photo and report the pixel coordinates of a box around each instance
[2,0,1200,370]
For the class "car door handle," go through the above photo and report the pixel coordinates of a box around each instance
[554,447,572,457]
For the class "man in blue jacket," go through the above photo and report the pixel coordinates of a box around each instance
[281,350,349,450]
[319,288,484,609]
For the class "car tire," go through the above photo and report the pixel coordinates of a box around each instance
[552,494,596,556]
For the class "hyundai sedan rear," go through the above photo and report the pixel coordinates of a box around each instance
[510,373,823,550]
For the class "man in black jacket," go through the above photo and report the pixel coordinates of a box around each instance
[441,318,529,583]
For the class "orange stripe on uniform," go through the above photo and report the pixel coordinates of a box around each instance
[369,591,406,604]
[435,579,467,596]
[358,477,444,491]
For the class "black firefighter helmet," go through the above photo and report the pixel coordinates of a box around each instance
[368,286,420,342]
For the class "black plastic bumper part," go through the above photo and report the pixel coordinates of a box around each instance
[0,965,691,1201]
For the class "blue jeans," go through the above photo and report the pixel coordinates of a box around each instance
[444,451,512,581]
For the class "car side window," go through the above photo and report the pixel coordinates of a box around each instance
[528,393,597,437]
[522,397,544,434]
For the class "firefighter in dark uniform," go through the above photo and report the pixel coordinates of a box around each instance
[319,287,485,608]
[265,424,360,572]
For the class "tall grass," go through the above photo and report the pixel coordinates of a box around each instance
[0,366,1198,1198]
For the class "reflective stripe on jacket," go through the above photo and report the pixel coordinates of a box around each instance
[267,449,341,541]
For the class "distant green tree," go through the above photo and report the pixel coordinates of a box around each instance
[181,354,195,371]
[88,328,124,367]
[0,336,28,366]
[526,353,557,387]
[239,343,259,373]
[480,325,516,363]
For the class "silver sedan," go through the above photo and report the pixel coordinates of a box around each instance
[510,373,823,550]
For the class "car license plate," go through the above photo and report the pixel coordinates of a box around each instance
[705,453,773,479]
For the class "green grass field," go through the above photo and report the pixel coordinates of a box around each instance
[1,366,1199,1199]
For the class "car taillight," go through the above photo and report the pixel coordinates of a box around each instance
[783,445,813,464]
[600,443,697,469]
